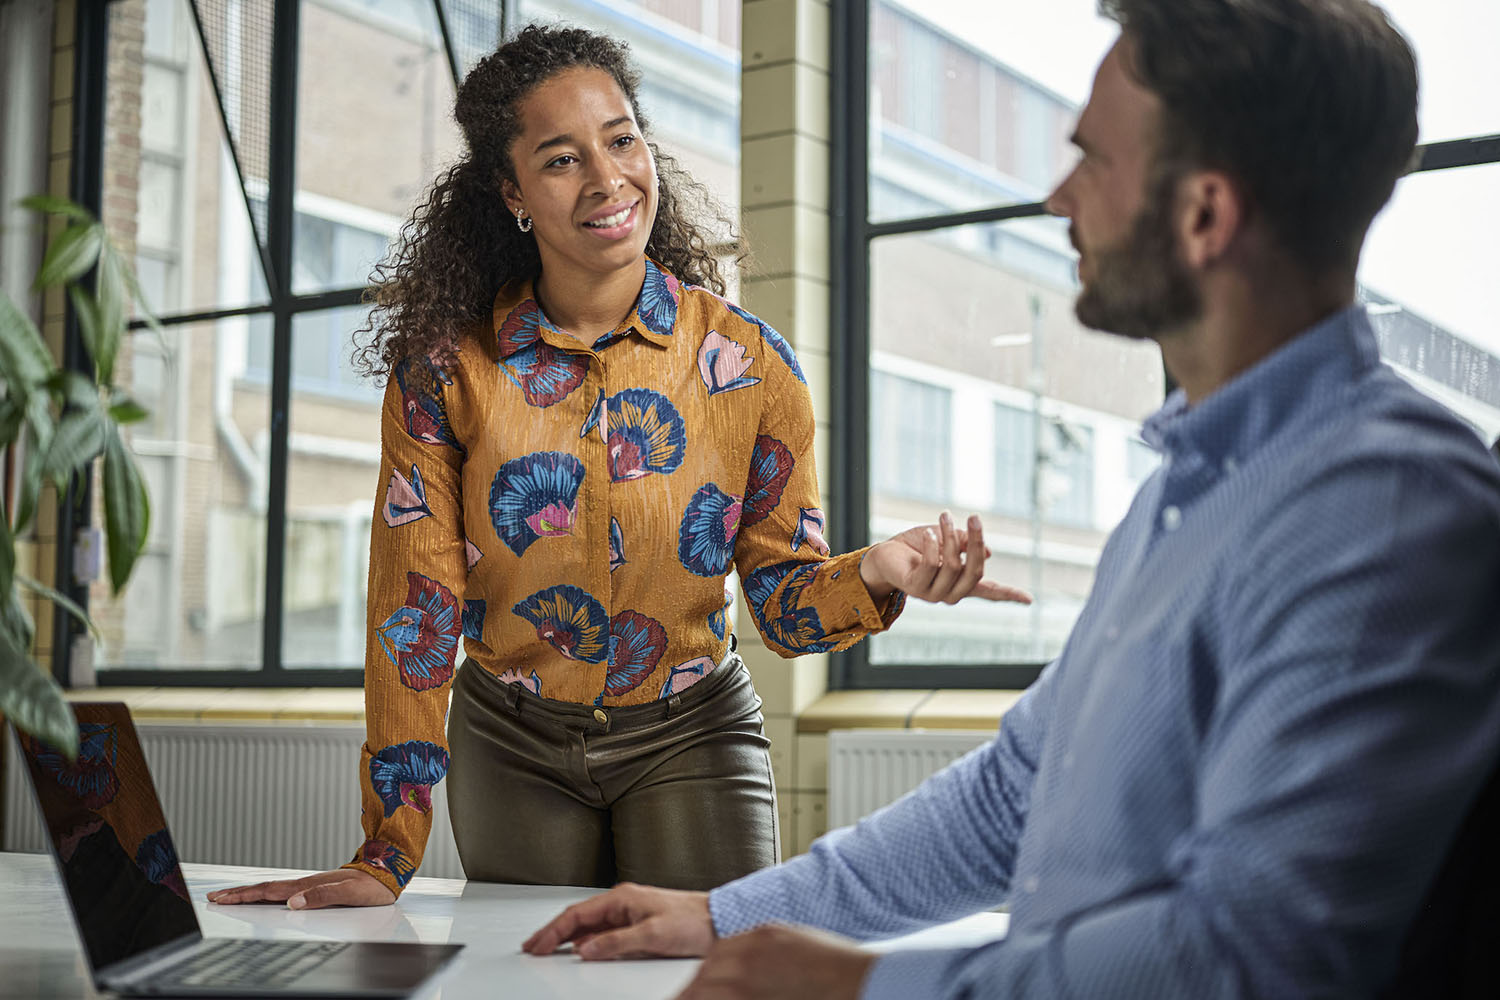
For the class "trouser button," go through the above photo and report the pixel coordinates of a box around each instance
[592,708,608,724]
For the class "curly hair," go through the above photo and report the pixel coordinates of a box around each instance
[354,24,739,379]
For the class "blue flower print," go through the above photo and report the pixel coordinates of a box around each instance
[489,451,585,556]
[393,356,463,450]
[513,584,611,663]
[370,741,450,818]
[376,572,461,691]
[462,599,486,642]
[355,839,417,888]
[679,484,743,577]
[744,561,837,654]
[744,435,794,527]
[637,260,681,338]
[607,388,687,481]
[603,610,668,697]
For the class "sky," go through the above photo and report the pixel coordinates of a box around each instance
[886,0,1500,353]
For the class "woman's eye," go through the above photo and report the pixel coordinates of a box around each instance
[613,135,636,149]
[546,155,576,168]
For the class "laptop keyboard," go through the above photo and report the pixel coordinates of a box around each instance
[160,938,351,988]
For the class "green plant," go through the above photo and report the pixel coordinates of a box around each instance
[1,195,160,757]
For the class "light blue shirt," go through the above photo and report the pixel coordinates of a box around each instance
[710,305,1500,998]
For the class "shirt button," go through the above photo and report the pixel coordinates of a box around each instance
[1223,457,1238,475]
[592,708,608,724]
[1022,876,1040,894]
[1104,625,1120,641]
[1161,505,1182,531]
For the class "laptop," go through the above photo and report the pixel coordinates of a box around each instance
[12,702,463,998]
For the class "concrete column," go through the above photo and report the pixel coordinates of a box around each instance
[738,0,835,855]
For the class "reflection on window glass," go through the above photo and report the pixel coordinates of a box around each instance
[95,317,273,671]
[294,0,462,294]
[1361,163,1500,446]
[104,0,269,319]
[867,221,1162,666]
[869,0,1115,222]
[283,307,386,668]
[871,373,952,504]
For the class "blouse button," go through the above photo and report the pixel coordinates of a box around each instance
[592,708,608,724]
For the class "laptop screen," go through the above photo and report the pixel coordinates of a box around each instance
[15,702,201,971]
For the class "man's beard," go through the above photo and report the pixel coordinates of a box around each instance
[1073,166,1202,341]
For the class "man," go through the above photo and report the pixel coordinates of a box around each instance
[524,1,1500,996]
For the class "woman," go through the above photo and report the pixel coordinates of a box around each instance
[209,24,1025,910]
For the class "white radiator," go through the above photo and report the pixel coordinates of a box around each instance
[827,729,995,828]
[3,722,463,879]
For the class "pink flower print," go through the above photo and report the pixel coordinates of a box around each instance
[791,507,830,556]
[526,500,576,538]
[698,330,761,395]
[496,668,542,697]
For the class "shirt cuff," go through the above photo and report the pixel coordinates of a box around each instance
[708,875,771,937]
[822,546,905,633]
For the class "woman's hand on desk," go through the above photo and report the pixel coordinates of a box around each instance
[523,882,715,959]
[206,868,395,909]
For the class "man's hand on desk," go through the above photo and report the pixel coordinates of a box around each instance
[525,884,873,1000]
[206,868,394,909]
[523,882,715,959]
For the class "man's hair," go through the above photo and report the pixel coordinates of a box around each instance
[1100,0,1419,274]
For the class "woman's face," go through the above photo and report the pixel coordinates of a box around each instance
[503,67,658,281]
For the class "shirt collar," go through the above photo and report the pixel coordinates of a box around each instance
[491,258,682,359]
[1141,304,1381,467]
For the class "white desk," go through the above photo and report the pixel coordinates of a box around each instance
[0,851,1008,999]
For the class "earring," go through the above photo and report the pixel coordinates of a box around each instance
[515,211,532,233]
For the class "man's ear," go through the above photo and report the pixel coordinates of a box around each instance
[1177,170,1243,270]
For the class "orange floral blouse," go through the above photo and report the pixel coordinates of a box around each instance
[342,260,904,894]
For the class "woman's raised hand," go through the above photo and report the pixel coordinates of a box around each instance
[860,512,1032,606]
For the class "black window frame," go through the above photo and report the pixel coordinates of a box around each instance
[828,0,1500,690]
[55,0,515,687]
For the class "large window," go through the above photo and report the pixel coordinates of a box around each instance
[833,0,1500,688]
[69,0,742,683]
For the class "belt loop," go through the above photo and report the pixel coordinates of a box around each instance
[666,691,684,719]
[499,678,522,715]
[729,632,738,653]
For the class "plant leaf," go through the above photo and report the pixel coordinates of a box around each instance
[106,242,167,348]
[43,406,108,489]
[103,428,151,594]
[94,248,127,384]
[46,370,98,411]
[20,194,93,223]
[108,389,149,425]
[1,582,36,653]
[16,574,100,640]
[13,419,50,536]
[35,222,104,290]
[0,490,12,600]
[0,289,56,393]
[0,396,22,447]
[68,285,105,380]
[0,626,78,761]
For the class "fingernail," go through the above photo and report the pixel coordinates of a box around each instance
[288,894,306,910]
